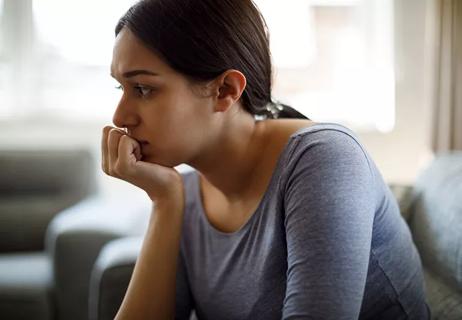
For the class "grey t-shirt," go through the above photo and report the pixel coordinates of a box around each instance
[174,123,430,319]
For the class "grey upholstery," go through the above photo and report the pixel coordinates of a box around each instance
[0,149,96,252]
[88,236,198,320]
[423,269,462,319]
[46,197,150,320]
[0,252,53,320]
[408,151,462,319]
[0,149,96,319]
[89,237,142,320]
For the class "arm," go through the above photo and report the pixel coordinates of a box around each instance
[45,196,151,320]
[101,126,189,319]
[90,235,194,320]
[282,131,376,319]
[114,200,185,320]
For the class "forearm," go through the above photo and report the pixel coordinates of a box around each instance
[114,200,185,320]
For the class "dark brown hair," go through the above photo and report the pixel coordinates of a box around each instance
[116,0,308,120]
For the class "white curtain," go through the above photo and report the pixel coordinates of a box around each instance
[432,0,462,152]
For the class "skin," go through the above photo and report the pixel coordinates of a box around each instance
[103,27,315,232]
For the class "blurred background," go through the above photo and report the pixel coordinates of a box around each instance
[1,1,462,320]
[2,0,458,194]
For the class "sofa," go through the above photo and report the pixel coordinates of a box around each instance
[386,152,462,319]
[0,149,97,320]
[85,152,462,320]
[405,152,462,319]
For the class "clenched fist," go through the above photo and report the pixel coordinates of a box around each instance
[101,126,185,204]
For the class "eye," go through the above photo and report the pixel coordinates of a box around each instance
[115,84,124,91]
[134,85,153,97]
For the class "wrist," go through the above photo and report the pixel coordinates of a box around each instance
[144,171,184,203]
[148,197,184,227]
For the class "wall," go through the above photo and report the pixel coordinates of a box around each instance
[357,0,437,184]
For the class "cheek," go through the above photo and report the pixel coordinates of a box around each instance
[143,92,211,149]
[143,115,197,151]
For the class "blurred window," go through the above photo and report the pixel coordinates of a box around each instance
[255,0,395,132]
[0,0,134,122]
[0,0,394,132]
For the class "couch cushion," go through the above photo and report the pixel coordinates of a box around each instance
[389,184,414,222]
[0,195,80,252]
[0,149,95,195]
[410,151,462,292]
[424,268,462,320]
[0,252,54,320]
[0,149,96,252]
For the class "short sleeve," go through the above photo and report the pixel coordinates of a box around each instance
[175,249,194,320]
[282,130,376,319]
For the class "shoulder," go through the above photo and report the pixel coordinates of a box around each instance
[279,122,376,193]
[281,124,380,223]
[285,122,372,169]
[290,122,366,151]
[263,119,369,162]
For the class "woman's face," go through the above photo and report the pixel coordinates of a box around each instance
[110,27,214,167]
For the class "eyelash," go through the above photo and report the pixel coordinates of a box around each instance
[115,84,153,98]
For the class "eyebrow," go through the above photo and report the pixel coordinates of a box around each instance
[111,69,161,78]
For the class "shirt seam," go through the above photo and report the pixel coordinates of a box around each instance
[370,248,410,316]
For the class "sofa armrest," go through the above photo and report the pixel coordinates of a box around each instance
[388,184,415,223]
[89,237,142,320]
[45,195,151,320]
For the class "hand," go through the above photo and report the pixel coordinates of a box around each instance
[101,126,184,204]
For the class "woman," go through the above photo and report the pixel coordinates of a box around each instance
[101,0,431,319]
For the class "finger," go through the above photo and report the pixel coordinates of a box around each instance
[107,128,125,175]
[119,135,142,163]
[101,126,113,174]
[117,135,140,177]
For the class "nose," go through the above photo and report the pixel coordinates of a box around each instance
[112,95,139,129]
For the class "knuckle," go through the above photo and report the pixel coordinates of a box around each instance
[108,165,116,177]
[118,161,127,172]
[110,128,123,135]
[115,160,134,178]
[113,162,124,177]
[102,164,110,176]
[102,126,112,136]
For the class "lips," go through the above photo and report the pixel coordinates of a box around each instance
[129,136,148,145]
[139,140,149,154]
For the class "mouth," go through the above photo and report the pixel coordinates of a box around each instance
[139,141,149,155]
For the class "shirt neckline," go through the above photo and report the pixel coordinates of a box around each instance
[192,122,340,237]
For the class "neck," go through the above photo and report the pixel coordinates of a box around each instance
[186,109,268,203]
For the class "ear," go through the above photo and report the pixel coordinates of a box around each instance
[212,69,247,112]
